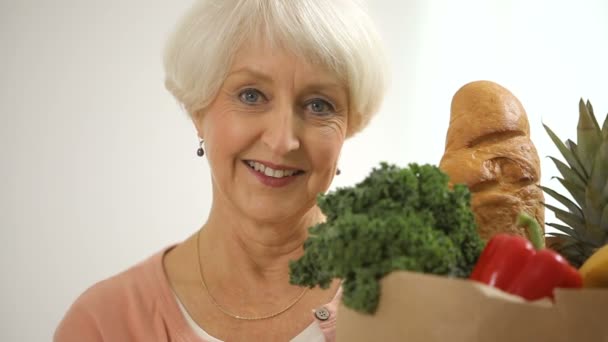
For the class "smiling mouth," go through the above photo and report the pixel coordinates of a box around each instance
[243,160,305,178]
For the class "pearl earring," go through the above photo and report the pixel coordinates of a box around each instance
[196,139,205,157]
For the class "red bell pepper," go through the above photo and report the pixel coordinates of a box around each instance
[470,213,582,301]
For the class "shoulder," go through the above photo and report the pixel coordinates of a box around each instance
[317,284,342,342]
[54,245,178,342]
[79,245,171,312]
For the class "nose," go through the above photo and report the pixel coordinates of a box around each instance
[261,105,301,156]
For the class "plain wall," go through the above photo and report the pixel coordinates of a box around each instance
[2,0,607,340]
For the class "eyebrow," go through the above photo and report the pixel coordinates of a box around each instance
[226,67,273,83]
[300,83,347,100]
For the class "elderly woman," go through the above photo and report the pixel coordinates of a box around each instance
[54,0,388,341]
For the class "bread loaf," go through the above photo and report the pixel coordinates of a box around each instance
[439,80,544,240]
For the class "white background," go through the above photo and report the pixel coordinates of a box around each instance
[2,0,607,340]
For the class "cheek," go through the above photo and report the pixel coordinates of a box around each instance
[306,130,344,169]
[204,110,252,158]
[306,134,343,195]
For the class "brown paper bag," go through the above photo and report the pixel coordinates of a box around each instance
[336,271,608,342]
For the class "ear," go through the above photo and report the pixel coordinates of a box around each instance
[190,109,205,139]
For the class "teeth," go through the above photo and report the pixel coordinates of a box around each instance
[246,161,299,178]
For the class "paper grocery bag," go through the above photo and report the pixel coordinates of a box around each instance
[336,271,608,342]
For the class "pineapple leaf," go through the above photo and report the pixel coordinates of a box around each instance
[555,177,586,208]
[546,222,580,239]
[546,233,597,255]
[549,238,594,267]
[600,205,608,234]
[540,185,583,218]
[590,139,608,204]
[577,99,602,175]
[584,186,604,229]
[560,241,585,257]
[545,233,579,251]
[565,140,589,179]
[548,236,586,251]
[604,179,608,207]
[543,123,588,181]
[544,203,586,233]
[549,243,586,267]
[588,139,608,238]
[545,233,581,251]
[546,232,578,241]
[585,100,601,132]
[548,156,585,188]
[544,100,608,267]
[602,113,608,139]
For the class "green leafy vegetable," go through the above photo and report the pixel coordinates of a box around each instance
[289,162,485,314]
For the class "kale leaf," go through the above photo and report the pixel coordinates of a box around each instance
[289,163,485,314]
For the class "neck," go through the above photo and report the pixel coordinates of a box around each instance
[199,200,324,290]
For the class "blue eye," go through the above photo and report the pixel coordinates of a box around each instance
[239,89,263,104]
[308,99,335,115]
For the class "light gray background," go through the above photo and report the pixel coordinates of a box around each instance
[2,0,607,340]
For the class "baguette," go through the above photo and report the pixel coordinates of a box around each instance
[439,80,544,240]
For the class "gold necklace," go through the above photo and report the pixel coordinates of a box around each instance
[196,229,309,321]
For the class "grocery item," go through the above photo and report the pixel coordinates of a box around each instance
[440,80,544,240]
[542,99,608,267]
[579,243,608,287]
[470,213,582,300]
[289,163,485,314]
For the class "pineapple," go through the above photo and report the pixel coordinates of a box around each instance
[542,99,608,268]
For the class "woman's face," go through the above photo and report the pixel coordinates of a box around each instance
[194,42,349,223]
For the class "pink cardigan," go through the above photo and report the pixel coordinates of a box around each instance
[54,245,340,342]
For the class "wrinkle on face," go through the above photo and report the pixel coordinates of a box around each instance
[194,40,349,228]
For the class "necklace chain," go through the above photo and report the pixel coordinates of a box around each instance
[196,229,309,321]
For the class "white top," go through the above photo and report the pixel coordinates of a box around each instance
[173,292,326,342]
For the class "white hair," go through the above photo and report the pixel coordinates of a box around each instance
[163,0,390,137]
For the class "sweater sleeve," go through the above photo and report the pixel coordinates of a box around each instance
[54,301,104,342]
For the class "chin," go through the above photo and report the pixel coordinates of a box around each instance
[240,199,315,225]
